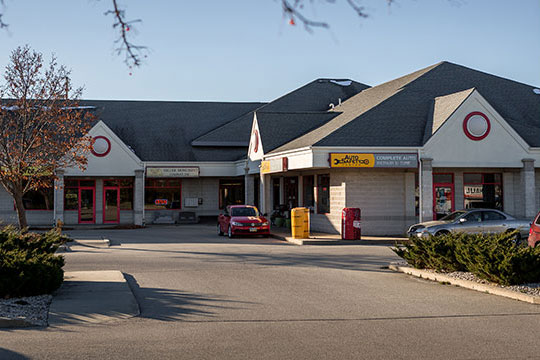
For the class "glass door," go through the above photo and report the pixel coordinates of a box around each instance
[103,187,120,223]
[78,187,95,223]
[433,173,454,220]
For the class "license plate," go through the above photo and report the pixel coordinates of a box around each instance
[249,228,257,232]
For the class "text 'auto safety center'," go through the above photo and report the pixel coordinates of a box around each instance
[2,61,540,236]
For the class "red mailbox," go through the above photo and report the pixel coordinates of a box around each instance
[341,208,361,240]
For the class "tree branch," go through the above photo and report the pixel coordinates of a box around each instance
[104,0,147,68]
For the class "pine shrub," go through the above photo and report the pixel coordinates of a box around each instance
[393,231,540,286]
[0,227,68,298]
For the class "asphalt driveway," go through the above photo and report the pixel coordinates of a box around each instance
[1,224,540,359]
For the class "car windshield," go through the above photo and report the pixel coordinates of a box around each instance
[230,207,259,217]
[440,210,466,222]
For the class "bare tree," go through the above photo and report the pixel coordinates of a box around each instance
[0,46,94,229]
[0,1,396,69]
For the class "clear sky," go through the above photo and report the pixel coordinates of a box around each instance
[0,0,539,102]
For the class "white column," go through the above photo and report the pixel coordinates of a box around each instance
[298,175,304,207]
[54,170,64,225]
[454,172,464,211]
[420,158,433,222]
[522,159,536,218]
[134,169,144,226]
[260,172,271,215]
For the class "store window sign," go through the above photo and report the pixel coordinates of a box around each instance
[155,199,168,205]
[330,153,418,168]
[261,158,288,174]
[464,185,483,199]
[146,167,199,178]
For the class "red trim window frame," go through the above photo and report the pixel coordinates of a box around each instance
[432,173,454,220]
[463,112,491,141]
[91,136,111,157]
[78,185,96,224]
[145,178,182,210]
[463,172,503,210]
[103,186,120,224]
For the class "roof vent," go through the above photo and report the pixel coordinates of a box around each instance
[330,80,352,87]
[533,88,540,95]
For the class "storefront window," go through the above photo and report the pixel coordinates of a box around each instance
[145,179,181,210]
[219,178,244,209]
[272,178,280,209]
[464,173,502,210]
[23,188,54,210]
[64,179,96,210]
[433,173,454,220]
[104,179,134,210]
[317,174,330,214]
[303,175,314,211]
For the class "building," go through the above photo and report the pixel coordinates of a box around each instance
[2,62,539,235]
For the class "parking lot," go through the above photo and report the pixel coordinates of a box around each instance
[2,224,540,359]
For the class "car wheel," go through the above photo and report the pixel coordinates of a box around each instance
[217,223,224,236]
[228,226,234,239]
[435,230,449,236]
[507,230,522,245]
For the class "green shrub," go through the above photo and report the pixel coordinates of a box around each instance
[393,232,540,286]
[0,227,68,298]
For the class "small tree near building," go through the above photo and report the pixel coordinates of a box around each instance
[0,45,94,229]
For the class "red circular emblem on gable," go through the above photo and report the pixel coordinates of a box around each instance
[463,112,490,141]
[253,130,259,153]
[91,136,111,157]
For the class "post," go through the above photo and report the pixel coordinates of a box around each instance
[522,159,536,219]
[134,169,144,226]
[54,169,65,225]
[420,158,433,222]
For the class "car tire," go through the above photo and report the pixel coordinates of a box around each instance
[217,223,224,236]
[228,226,234,239]
[507,230,522,245]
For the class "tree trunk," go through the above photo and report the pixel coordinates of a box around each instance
[13,191,28,230]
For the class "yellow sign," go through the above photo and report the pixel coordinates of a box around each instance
[330,153,375,168]
[260,161,271,174]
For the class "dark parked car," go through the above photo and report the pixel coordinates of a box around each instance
[408,208,531,242]
[217,205,270,238]
[527,211,540,247]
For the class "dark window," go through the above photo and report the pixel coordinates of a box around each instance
[464,211,482,223]
[272,178,280,210]
[317,174,330,214]
[482,211,506,221]
[230,207,259,217]
[433,174,453,183]
[104,179,133,210]
[23,188,53,210]
[145,179,181,210]
[464,173,503,210]
[64,179,96,210]
[219,178,244,209]
[303,175,314,210]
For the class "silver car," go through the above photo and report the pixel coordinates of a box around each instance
[407,209,531,241]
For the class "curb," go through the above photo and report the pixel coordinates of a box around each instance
[0,317,36,328]
[389,264,540,304]
[270,233,407,246]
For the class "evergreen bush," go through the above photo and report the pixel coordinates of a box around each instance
[0,227,68,298]
[393,231,540,286]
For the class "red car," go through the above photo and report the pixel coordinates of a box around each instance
[217,205,270,238]
[527,211,540,247]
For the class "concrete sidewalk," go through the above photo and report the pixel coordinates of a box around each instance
[270,228,409,245]
[48,271,139,326]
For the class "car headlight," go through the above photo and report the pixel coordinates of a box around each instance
[231,221,242,226]
[261,222,269,226]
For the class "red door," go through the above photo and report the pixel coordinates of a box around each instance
[103,187,120,224]
[78,187,95,224]
[433,173,454,220]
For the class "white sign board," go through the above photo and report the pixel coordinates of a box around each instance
[146,167,199,178]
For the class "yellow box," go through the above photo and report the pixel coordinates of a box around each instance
[292,207,310,239]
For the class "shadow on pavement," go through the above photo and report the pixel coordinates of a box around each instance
[0,348,30,360]
[124,274,256,321]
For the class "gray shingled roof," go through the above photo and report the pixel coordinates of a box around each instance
[191,79,370,146]
[256,112,339,153]
[80,100,263,161]
[271,62,540,153]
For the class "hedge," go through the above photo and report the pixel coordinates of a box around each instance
[0,227,68,298]
[393,231,540,286]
